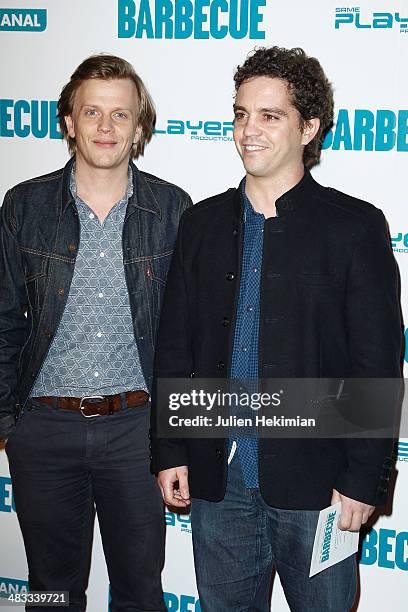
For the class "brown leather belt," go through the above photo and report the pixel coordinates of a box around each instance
[34,390,150,418]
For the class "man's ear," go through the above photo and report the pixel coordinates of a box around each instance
[133,125,142,145]
[65,115,75,139]
[301,118,320,145]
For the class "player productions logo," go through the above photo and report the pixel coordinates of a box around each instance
[164,592,201,611]
[0,476,15,513]
[397,441,408,463]
[335,7,408,33]
[322,109,408,152]
[118,0,266,39]
[391,232,408,254]
[360,527,408,570]
[0,577,28,599]
[0,99,62,140]
[0,8,47,32]
[165,510,192,534]
[155,118,233,142]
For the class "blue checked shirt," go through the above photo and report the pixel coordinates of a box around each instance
[32,166,147,397]
[230,182,265,488]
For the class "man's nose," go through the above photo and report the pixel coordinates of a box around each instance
[97,113,113,132]
[243,114,261,137]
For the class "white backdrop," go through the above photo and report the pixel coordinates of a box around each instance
[0,0,407,610]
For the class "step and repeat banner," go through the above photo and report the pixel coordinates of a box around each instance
[0,0,407,610]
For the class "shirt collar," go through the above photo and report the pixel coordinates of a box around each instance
[241,178,265,224]
[69,164,134,212]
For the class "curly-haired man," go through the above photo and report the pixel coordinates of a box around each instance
[152,47,402,611]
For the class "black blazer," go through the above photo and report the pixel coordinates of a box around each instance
[151,171,402,510]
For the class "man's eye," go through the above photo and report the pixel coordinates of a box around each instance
[115,112,128,119]
[84,109,97,117]
[234,113,245,121]
[264,114,278,122]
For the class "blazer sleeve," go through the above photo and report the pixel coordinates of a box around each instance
[150,210,193,473]
[334,209,403,505]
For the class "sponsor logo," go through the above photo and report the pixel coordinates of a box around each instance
[0,99,62,140]
[0,476,15,513]
[164,592,201,611]
[360,527,408,570]
[335,7,408,33]
[0,8,47,32]
[322,109,408,152]
[0,577,28,598]
[397,441,408,462]
[155,118,233,141]
[165,510,192,534]
[118,0,266,39]
[391,232,408,254]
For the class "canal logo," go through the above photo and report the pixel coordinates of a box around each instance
[0,9,47,32]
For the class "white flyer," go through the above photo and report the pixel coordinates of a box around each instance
[309,502,359,577]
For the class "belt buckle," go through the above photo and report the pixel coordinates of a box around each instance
[79,395,105,418]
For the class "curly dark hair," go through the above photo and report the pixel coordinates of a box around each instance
[234,47,334,168]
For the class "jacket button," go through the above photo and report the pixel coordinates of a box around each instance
[222,317,230,327]
[232,229,238,236]
[68,244,76,253]
[225,272,235,281]
[44,329,51,339]
[58,287,65,296]
[217,361,225,370]
[215,448,223,458]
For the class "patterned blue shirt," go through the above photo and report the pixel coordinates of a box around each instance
[230,182,265,488]
[32,166,147,397]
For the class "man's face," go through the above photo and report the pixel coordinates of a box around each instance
[233,76,317,180]
[65,78,141,171]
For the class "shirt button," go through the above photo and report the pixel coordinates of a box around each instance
[253,267,258,273]
[94,372,99,377]
[241,346,248,352]
[225,272,235,281]
[89,213,95,219]
[96,332,102,338]
[100,252,105,258]
[246,305,253,312]
[98,292,104,298]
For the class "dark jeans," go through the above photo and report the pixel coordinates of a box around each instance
[191,456,357,612]
[6,398,166,612]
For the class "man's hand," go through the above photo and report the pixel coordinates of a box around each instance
[331,489,375,531]
[158,466,191,508]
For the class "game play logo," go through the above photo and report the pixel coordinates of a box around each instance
[335,7,408,33]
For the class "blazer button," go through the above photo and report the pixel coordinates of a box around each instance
[232,229,238,236]
[225,272,235,281]
[222,317,230,327]
[215,448,223,459]
[217,360,225,370]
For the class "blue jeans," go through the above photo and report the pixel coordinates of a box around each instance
[191,456,357,612]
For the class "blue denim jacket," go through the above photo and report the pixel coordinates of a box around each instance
[0,156,192,438]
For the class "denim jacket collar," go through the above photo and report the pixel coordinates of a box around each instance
[61,156,162,220]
